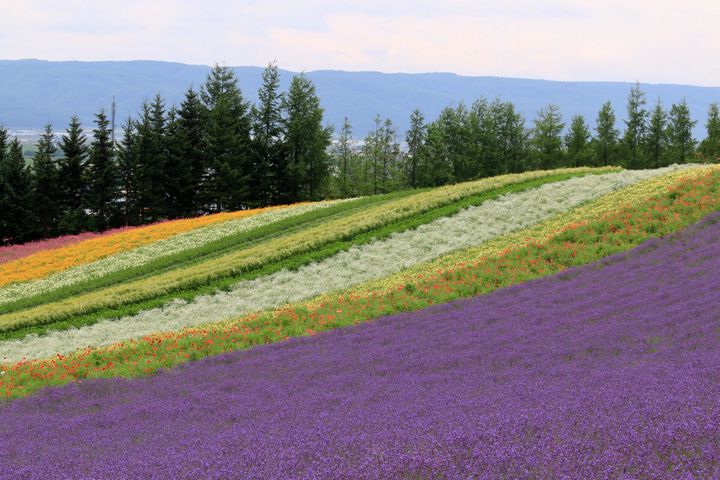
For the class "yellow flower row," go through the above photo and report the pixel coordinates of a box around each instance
[0,204,297,288]
[308,164,719,304]
[0,167,611,332]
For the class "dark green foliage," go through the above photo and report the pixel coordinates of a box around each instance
[84,110,118,230]
[531,104,564,169]
[565,115,593,167]
[699,103,720,162]
[644,100,668,168]
[592,101,619,167]
[167,88,206,216]
[200,64,252,211]
[282,74,333,201]
[666,98,697,164]
[116,118,142,225]
[0,136,36,244]
[31,124,61,237]
[251,62,284,204]
[405,108,426,188]
[332,117,359,197]
[134,95,169,221]
[57,116,90,233]
[362,116,402,194]
[622,83,648,169]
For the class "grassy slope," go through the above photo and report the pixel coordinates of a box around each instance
[1,165,717,398]
[0,168,608,337]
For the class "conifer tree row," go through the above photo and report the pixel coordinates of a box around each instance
[0,75,718,244]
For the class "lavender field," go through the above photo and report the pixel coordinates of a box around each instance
[2,212,720,479]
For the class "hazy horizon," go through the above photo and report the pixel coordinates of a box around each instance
[2,1,719,86]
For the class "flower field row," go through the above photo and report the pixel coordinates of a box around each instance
[338,163,716,298]
[0,167,681,362]
[0,225,145,265]
[3,206,720,477]
[0,199,349,306]
[0,168,609,334]
[1,165,717,397]
[0,203,298,288]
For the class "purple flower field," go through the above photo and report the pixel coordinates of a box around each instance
[2,213,720,479]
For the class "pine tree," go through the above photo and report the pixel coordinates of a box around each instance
[531,104,564,169]
[134,94,169,221]
[565,115,592,167]
[31,124,61,237]
[0,138,36,243]
[419,120,453,187]
[282,73,333,201]
[116,118,142,225]
[593,102,619,167]
[251,61,284,204]
[405,109,426,188]
[644,100,668,168]
[200,64,252,211]
[699,103,720,162]
[362,116,402,194]
[332,117,358,197]
[622,83,648,169]
[666,98,697,164]
[172,87,207,215]
[495,101,528,173]
[85,110,118,230]
[58,115,89,233]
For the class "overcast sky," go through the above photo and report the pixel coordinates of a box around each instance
[2,0,719,86]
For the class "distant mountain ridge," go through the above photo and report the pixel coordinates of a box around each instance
[1,59,719,138]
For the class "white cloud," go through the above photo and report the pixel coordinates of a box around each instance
[1,0,719,85]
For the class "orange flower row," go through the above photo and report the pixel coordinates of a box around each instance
[0,204,293,288]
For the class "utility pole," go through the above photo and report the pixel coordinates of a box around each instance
[110,96,117,146]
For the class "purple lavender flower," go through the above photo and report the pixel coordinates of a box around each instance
[2,212,720,479]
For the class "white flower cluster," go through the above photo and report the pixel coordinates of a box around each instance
[0,200,347,306]
[0,166,686,363]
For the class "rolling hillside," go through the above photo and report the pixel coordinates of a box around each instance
[2,59,719,137]
[1,163,719,477]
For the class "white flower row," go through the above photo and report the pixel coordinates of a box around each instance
[0,166,689,363]
[0,200,349,306]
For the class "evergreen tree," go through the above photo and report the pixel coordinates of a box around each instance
[419,120,453,187]
[593,101,619,167]
[644,100,668,168]
[495,101,528,173]
[251,61,284,204]
[362,116,401,194]
[698,103,720,162]
[170,87,206,215]
[0,138,36,243]
[332,117,358,197]
[405,108,426,188]
[134,94,169,221]
[116,118,142,225]
[31,124,61,237]
[531,104,564,169]
[665,98,696,164]
[622,83,648,169]
[282,74,333,201]
[58,115,89,233]
[565,115,592,167]
[200,64,252,211]
[85,110,118,230]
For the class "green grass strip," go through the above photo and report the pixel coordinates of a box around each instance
[0,169,611,339]
[0,189,423,315]
[2,167,716,400]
